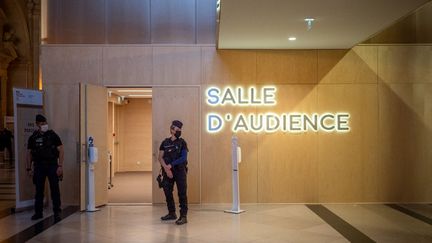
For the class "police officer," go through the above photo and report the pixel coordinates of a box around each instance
[158,120,189,225]
[26,115,64,221]
[0,127,13,167]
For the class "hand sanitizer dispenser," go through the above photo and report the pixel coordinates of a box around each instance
[88,137,98,163]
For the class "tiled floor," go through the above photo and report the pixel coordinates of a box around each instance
[0,204,429,243]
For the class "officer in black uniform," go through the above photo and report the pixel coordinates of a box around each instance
[158,120,189,225]
[26,115,64,221]
[0,127,14,167]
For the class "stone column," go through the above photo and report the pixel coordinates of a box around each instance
[27,0,41,89]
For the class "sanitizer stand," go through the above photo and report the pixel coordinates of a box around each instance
[87,137,99,212]
[224,136,245,214]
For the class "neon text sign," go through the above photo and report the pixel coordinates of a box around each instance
[205,86,351,134]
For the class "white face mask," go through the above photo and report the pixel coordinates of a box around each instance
[40,124,49,132]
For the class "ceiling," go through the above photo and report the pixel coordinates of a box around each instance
[217,0,431,49]
[108,88,152,99]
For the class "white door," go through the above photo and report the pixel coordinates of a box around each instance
[80,83,108,210]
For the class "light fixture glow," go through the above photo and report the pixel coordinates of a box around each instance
[304,18,315,30]
[128,94,152,97]
[116,89,152,93]
[288,37,296,41]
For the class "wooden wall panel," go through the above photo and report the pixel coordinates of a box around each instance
[153,47,201,85]
[106,0,151,44]
[201,84,258,203]
[107,102,114,177]
[257,85,318,203]
[202,47,256,84]
[317,84,379,202]
[117,99,152,172]
[378,83,432,202]
[102,47,153,86]
[44,84,80,205]
[41,45,432,203]
[256,50,317,84]
[52,0,106,44]
[150,0,196,44]
[41,47,103,85]
[378,46,432,84]
[152,87,200,204]
[84,85,108,206]
[318,46,378,84]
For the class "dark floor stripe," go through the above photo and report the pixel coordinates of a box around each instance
[306,204,375,243]
[0,206,79,243]
[386,204,432,225]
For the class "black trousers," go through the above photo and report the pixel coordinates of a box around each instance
[162,164,188,216]
[33,164,61,215]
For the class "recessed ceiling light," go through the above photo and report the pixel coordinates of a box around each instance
[304,18,315,30]
[288,37,296,41]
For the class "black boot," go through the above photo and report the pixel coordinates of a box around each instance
[161,213,177,221]
[31,213,43,220]
[175,215,187,225]
[54,213,61,222]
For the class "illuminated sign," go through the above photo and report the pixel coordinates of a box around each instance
[205,86,351,134]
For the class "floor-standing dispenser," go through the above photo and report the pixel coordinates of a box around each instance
[225,135,245,214]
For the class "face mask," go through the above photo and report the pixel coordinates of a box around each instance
[174,131,181,139]
[40,124,49,132]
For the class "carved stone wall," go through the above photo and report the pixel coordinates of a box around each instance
[0,0,39,120]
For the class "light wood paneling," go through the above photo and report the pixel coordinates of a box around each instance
[117,99,152,171]
[41,47,103,85]
[152,87,200,204]
[202,47,256,84]
[201,84,258,202]
[318,46,378,84]
[102,47,152,86]
[80,84,108,207]
[317,84,379,202]
[107,102,114,176]
[378,83,432,202]
[256,50,317,84]
[257,85,318,203]
[153,47,201,85]
[378,46,432,84]
[44,84,80,205]
[41,45,432,203]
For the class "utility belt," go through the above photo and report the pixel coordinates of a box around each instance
[33,160,58,166]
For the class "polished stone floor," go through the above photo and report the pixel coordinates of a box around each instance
[0,204,431,242]
[108,172,152,204]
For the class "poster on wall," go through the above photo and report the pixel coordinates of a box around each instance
[13,88,44,209]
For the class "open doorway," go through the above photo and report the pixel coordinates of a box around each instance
[107,88,152,204]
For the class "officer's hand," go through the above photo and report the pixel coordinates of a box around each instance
[27,169,33,178]
[164,167,173,179]
[56,166,63,177]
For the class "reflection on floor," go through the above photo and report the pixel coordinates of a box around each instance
[108,171,152,204]
[0,204,427,243]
